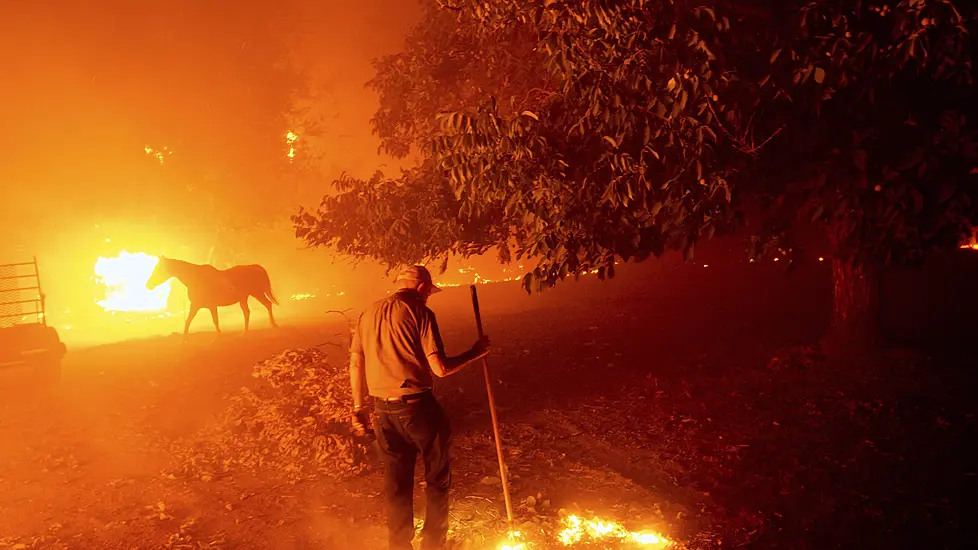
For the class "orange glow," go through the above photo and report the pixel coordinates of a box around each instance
[94,252,171,312]
[557,514,671,547]
[497,531,527,550]
[437,264,607,288]
[286,130,299,161]
[143,145,172,165]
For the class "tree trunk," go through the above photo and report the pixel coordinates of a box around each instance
[824,258,882,354]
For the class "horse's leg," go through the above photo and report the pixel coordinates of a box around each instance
[240,299,251,333]
[209,307,221,334]
[183,306,200,340]
[257,295,278,328]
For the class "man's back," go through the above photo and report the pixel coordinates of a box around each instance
[352,289,444,398]
[348,265,490,550]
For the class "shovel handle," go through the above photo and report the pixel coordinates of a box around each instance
[469,285,514,528]
[470,285,485,338]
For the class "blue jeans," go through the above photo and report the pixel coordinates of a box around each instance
[374,393,452,550]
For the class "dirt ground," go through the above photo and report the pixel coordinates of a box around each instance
[1,261,975,549]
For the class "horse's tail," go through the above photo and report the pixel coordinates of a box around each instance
[257,265,279,305]
[266,287,279,306]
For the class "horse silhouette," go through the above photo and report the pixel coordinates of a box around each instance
[146,256,279,336]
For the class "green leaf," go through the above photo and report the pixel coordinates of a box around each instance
[521,111,539,121]
[769,49,782,64]
[602,135,619,148]
[814,67,826,84]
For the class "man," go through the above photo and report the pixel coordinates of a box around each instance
[349,265,490,550]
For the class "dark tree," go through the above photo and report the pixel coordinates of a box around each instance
[294,0,978,344]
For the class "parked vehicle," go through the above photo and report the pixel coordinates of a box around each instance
[0,257,66,383]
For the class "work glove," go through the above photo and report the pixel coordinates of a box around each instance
[351,407,370,437]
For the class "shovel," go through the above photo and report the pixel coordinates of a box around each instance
[470,284,515,530]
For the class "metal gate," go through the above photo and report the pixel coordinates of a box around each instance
[0,258,46,329]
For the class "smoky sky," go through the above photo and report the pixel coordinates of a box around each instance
[0,0,419,237]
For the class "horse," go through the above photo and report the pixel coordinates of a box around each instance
[146,256,279,336]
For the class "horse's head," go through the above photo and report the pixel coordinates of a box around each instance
[146,255,171,290]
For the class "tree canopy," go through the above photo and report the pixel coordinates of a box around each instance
[293,0,977,302]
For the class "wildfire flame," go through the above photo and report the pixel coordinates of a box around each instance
[556,515,671,547]
[438,265,599,288]
[144,145,172,165]
[498,531,526,550]
[493,515,671,549]
[286,130,299,162]
[95,252,171,312]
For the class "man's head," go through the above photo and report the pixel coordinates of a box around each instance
[395,265,441,301]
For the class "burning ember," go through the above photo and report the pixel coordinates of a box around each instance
[556,515,671,547]
[144,145,172,165]
[95,252,171,312]
[286,130,299,162]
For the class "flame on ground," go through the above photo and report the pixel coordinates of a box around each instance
[498,531,527,550]
[493,515,671,549]
[556,515,671,547]
[95,252,171,312]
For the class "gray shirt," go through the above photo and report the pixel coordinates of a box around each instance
[350,289,445,398]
